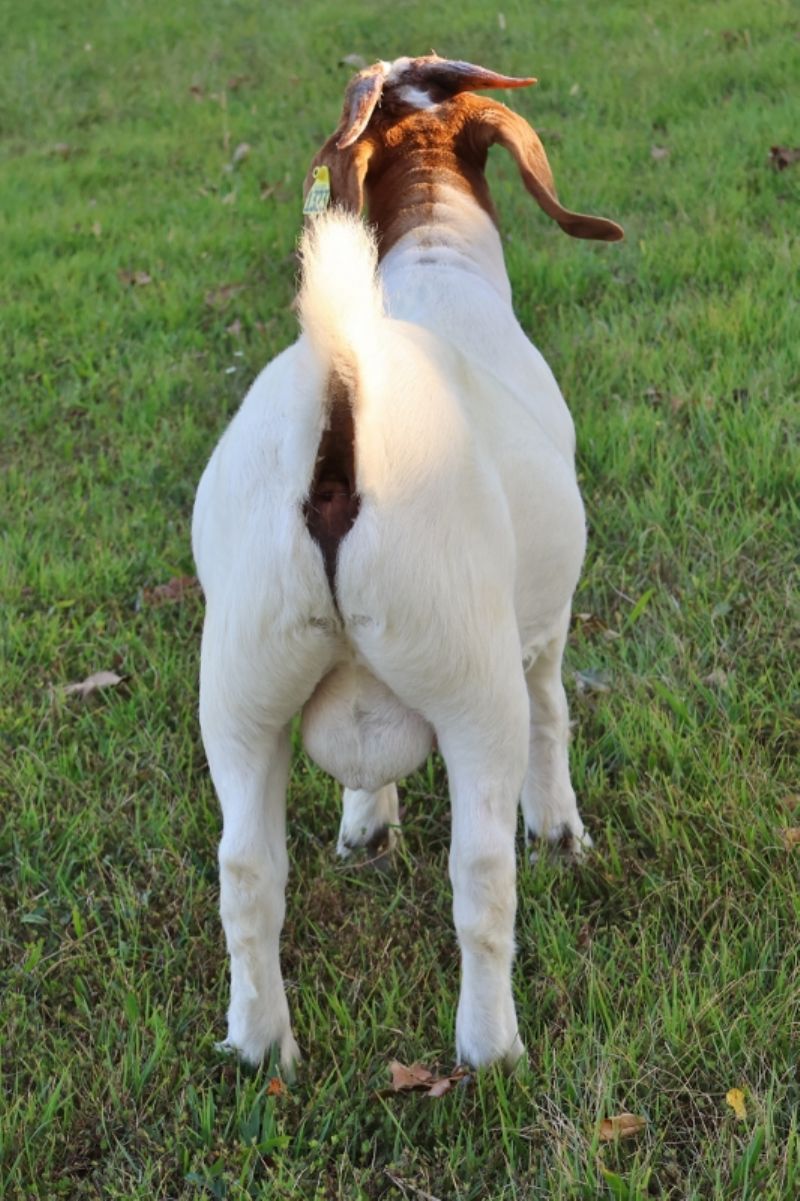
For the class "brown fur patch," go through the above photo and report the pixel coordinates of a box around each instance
[304,82,622,252]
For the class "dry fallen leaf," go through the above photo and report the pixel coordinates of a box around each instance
[118,269,152,287]
[189,83,204,101]
[205,282,245,309]
[90,221,102,239]
[769,145,800,171]
[599,1113,647,1141]
[390,1061,434,1091]
[780,828,800,850]
[231,141,251,167]
[726,1088,747,1120]
[387,1060,470,1098]
[226,318,243,337]
[651,145,670,161]
[573,611,609,637]
[141,575,201,607]
[63,670,124,699]
[266,1076,286,1097]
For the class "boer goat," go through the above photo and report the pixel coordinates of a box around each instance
[193,55,622,1072]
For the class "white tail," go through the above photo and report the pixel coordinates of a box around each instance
[297,212,384,368]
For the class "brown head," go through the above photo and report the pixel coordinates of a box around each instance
[303,54,623,255]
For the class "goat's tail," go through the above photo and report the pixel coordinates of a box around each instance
[298,212,382,595]
[297,211,384,369]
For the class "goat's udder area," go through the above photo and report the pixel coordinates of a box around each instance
[300,663,435,794]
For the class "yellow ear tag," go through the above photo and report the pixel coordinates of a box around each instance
[303,165,331,215]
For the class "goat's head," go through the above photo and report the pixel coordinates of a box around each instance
[304,54,623,249]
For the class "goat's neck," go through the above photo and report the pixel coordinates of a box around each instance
[368,157,513,305]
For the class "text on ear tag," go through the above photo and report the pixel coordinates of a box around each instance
[303,165,331,215]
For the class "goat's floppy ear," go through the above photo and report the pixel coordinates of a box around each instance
[304,137,375,215]
[303,62,385,215]
[475,100,623,241]
[336,61,388,149]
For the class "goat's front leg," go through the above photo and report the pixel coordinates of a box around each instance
[204,724,299,1072]
[337,784,400,858]
[438,680,529,1070]
[522,616,592,860]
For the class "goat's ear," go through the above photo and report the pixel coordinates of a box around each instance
[304,137,375,215]
[474,101,623,242]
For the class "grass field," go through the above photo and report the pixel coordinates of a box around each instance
[2,0,799,1197]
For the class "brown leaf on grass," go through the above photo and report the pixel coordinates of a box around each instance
[387,1060,470,1098]
[651,145,670,161]
[189,83,204,101]
[266,1076,286,1097]
[205,282,245,309]
[598,1113,647,1141]
[426,1077,455,1098]
[768,145,800,171]
[142,575,201,607]
[390,1061,434,1090]
[573,611,608,637]
[63,670,124,699]
[780,828,800,850]
[118,269,152,287]
[726,1088,747,1119]
[226,318,243,337]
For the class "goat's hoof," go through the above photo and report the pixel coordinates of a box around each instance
[527,824,592,865]
[219,1025,301,1079]
[337,822,398,867]
[456,1030,526,1073]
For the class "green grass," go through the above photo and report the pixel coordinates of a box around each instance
[2,0,798,1197]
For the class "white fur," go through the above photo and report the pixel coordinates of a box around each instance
[194,177,591,1072]
[397,84,439,110]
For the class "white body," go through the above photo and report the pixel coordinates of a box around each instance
[193,195,590,1071]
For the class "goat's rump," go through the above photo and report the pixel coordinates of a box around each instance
[300,660,434,793]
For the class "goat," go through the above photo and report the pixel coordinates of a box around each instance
[192,54,623,1073]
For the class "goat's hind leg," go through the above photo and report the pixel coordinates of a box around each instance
[337,784,400,860]
[438,664,530,1070]
[522,615,592,862]
[360,612,530,1069]
[200,620,334,1073]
